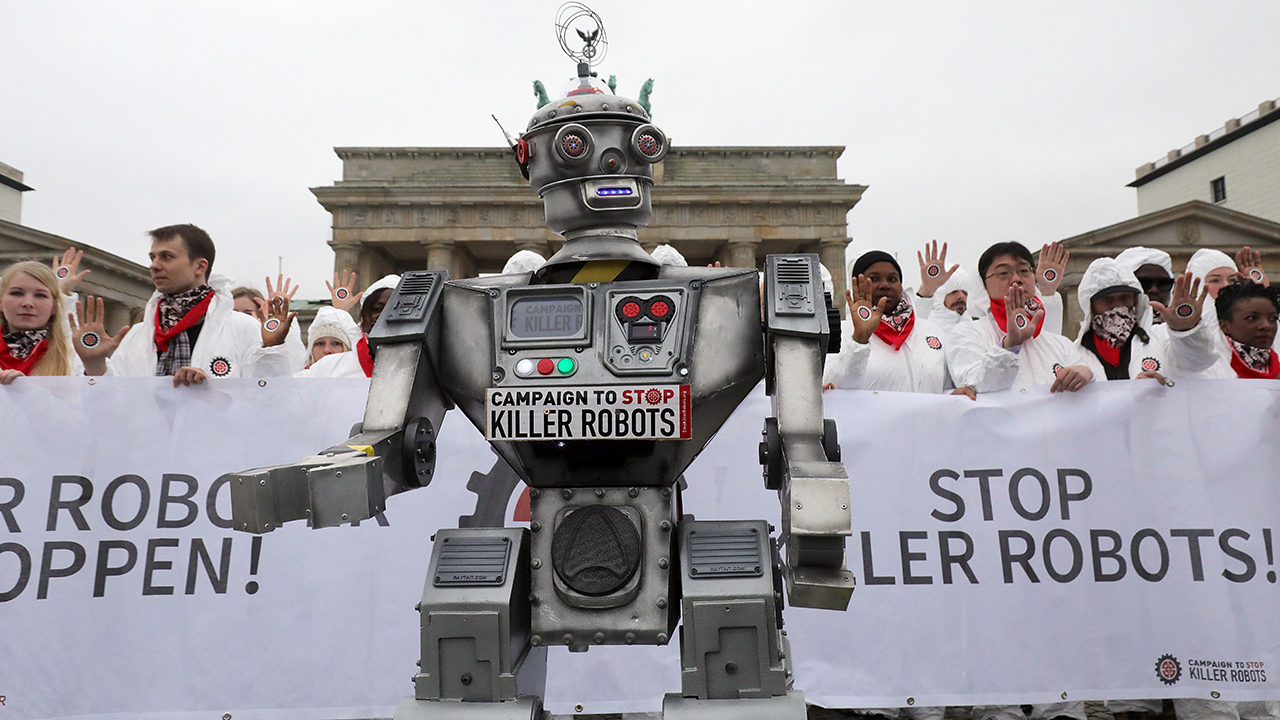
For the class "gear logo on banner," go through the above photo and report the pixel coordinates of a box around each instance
[209,357,232,377]
[925,336,942,350]
[1156,654,1182,685]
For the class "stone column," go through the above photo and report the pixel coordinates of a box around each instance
[426,243,455,274]
[331,242,361,279]
[722,239,760,270]
[818,238,849,318]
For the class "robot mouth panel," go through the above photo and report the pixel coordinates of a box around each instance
[582,177,642,210]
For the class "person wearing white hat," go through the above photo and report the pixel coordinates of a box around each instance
[650,244,688,267]
[1073,257,1216,383]
[502,250,546,275]
[302,273,400,379]
[1185,248,1239,300]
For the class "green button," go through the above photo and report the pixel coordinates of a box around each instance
[557,357,575,374]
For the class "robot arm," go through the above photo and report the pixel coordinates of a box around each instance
[760,254,855,610]
[230,271,452,533]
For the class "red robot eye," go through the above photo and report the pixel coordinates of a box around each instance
[561,134,587,157]
[637,134,660,157]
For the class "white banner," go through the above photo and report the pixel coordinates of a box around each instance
[0,378,1277,719]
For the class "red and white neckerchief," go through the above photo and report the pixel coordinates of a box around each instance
[1227,337,1279,379]
[154,288,215,352]
[356,335,374,378]
[874,296,915,351]
[0,329,49,375]
[989,295,1045,339]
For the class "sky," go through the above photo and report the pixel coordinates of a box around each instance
[3,1,1279,298]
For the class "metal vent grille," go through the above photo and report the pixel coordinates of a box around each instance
[433,536,511,586]
[399,273,436,294]
[688,528,763,579]
[775,259,812,285]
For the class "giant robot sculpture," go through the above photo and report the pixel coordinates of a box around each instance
[230,7,853,719]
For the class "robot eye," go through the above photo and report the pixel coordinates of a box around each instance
[630,124,668,163]
[554,123,594,164]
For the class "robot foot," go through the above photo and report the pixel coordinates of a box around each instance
[662,690,807,720]
[393,695,545,720]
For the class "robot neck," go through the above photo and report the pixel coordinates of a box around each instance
[535,225,661,284]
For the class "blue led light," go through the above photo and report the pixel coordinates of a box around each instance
[596,187,634,196]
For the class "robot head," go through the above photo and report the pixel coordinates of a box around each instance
[523,63,668,236]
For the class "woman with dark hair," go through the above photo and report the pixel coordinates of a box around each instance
[823,249,973,399]
[948,242,1093,393]
[1200,281,1280,379]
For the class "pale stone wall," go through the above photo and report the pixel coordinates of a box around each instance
[1137,119,1280,224]
[0,185,20,224]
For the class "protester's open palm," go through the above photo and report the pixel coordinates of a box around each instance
[326,270,362,311]
[52,247,90,295]
[1002,284,1043,348]
[846,274,887,344]
[257,275,298,347]
[1036,242,1069,295]
[70,296,129,363]
[1151,273,1208,332]
[1235,246,1269,287]
[917,240,958,298]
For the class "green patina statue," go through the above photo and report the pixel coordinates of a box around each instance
[531,76,654,114]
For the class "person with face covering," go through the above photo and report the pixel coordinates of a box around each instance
[822,250,973,400]
[1074,258,1217,383]
[947,242,1093,393]
[301,273,400,379]
[0,261,83,384]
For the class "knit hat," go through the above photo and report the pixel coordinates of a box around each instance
[849,250,902,279]
[307,306,359,351]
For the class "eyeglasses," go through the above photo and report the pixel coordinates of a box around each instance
[1139,278,1175,293]
[984,268,1035,282]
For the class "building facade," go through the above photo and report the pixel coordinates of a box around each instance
[1131,96,1280,224]
[312,146,865,310]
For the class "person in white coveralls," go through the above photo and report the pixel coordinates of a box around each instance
[72,224,295,385]
[822,249,974,400]
[297,272,401,379]
[1073,257,1218,383]
[947,241,1094,394]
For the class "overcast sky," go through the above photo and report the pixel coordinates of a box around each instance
[3,1,1278,297]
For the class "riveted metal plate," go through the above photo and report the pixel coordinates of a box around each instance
[688,527,763,578]
[433,536,512,586]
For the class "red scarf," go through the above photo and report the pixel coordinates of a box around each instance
[1092,336,1121,367]
[356,335,374,378]
[153,291,214,352]
[0,336,48,375]
[874,311,915,351]
[1228,343,1280,380]
[989,296,1045,338]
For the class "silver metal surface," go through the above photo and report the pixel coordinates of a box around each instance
[528,485,676,649]
[393,695,543,720]
[661,690,807,720]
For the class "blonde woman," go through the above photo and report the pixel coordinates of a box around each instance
[0,261,82,383]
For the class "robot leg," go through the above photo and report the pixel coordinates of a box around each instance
[661,519,806,720]
[396,527,548,720]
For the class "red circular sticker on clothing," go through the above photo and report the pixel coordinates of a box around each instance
[1042,268,1057,283]
[1174,303,1195,318]
[264,318,281,332]
[1142,357,1160,372]
[926,263,941,278]
[856,306,873,321]
[79,331,100,348]
[335,287,349,300]
[926,336,942,350]
[56,266,71,279]
[1052,363,1065,377]
[209,357,232,377]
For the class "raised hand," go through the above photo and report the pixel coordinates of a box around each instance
[1235,246,1269,287]
[52,247,91,295]
[1001,284,1043,349]
[326,270,362,311]
[846,274,888,345]
[1150,272,1209,332]
[257,275,298,348]
[916,239,958,298]
[1036,242,1069,295]
[70,295,130,376]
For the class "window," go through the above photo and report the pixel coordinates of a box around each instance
[1211,176,1227,203]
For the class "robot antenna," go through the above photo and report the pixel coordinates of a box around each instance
[555,2,608,67]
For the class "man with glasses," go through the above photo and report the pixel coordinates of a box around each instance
[947,241,1094,394]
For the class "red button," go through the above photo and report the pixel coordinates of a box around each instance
[537,358,555,375]
[622,301,641,318]
[650,301,670,318]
